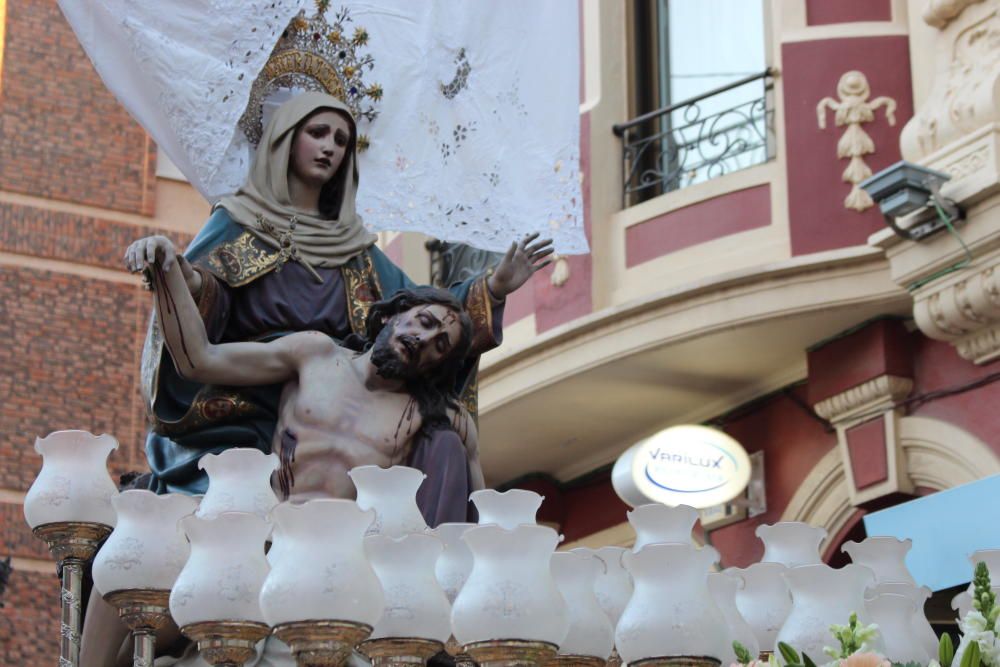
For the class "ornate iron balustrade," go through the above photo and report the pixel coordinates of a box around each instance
[613,69,776,206]
[426,239,503,288]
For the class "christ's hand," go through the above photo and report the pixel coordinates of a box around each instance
[487,233,554,300]
[124,235,202,295]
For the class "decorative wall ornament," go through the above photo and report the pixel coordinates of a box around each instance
[550,256,570,287]
[817,71,898,212]
[923,0,987,29]
[901,3,1000,161]
[912,256,1000,364]
[813,375,914,423]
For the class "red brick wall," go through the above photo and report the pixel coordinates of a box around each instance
[0,0,156,214]
[0,570,61,666]
[0,3,184,655]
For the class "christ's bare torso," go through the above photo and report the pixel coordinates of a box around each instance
[272,340,423,501]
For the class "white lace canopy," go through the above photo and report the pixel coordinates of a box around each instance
[58,0,587,254]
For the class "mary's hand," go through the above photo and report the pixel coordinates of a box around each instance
[487,233,554,300]
[124,235,202,295]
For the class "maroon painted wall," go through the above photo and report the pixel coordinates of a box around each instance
[625,185,772,267]
[783,36,913,256]
[806,0,892,25]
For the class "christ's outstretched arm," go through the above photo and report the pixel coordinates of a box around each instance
[131,236,325,387]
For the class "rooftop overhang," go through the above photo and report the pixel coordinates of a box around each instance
[477,246,912,485]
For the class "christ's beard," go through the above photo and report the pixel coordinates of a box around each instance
[370,322,417,380]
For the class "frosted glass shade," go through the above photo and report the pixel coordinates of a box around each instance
[349,465,427,537]
[551,550,613,659]
[431,522,475,604]
[865,592,931,664]
[169,512,271,628]
[196,448,279,520]
[756,522,827,567]
[627,503,699,551]
[24,430,119,528]
[776,564,878,660]
[708,572,759,664]
[451,524,567,646]
[726,562,791,653]
[260,499,382,626]
[367,533,450,642]
[470,489,542,529]
[584,546,633,629]
[842,537,916,585]
[617,543,727,663]
[93,491,199,595]
[867,583,937,662]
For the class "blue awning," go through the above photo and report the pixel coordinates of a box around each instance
[863,474,1000,591]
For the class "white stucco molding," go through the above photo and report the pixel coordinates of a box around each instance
[902,1,1000,161]
[781,415,1000,554]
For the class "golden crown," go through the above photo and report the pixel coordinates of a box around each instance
[238,0,382,150]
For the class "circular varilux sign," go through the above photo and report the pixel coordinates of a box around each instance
[630,425,751,509]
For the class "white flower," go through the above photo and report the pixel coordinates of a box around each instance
[963,610,990,635]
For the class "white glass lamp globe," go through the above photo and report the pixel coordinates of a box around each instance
[842,536,916,585]
[469,488,542,529]
[551,550,614,660]
[169,512,271,628]
[349,465,427,537]
[581,546,633,629]
[451,523,568,647]
[431,522,476,604]
[627,503,700,551]
[616,543,727,663]
[366,533,451,642]
[93,491,199,595]
[196,448,279,520]
[260,499,383,627]
[24,430,119,529]
[756,522,827,568]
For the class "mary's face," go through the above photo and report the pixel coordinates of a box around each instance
[288,109,352,189]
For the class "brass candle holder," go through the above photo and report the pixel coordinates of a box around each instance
[33,521,113,667]
[273,619,372,667]
[630,657,722,667]
[445,634,477,666]
[180,620,271,667]
[544,655,606,667]
[463,639,559,667]
[103,589,172,667]
[358,637,444,665]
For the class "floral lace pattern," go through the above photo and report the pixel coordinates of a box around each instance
[58,0,585,252]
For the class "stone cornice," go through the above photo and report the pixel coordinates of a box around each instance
[813,375,914,423]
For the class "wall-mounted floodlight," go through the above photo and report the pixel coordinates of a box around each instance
[859,160,963,241]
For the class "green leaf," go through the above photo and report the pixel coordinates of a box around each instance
[960,641,981,667]
[734,641,753,664]
[779,642,801,666]
[802,652,818,667]
[939,632,954,666]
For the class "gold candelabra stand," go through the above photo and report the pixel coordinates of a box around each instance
[180,620,271,667]
[33,521,113,667]
[630,657,722,667]
[358,637,444,665]
[544,655,606,666]
[463,639,558,667]
[273,619,372,667]
[103,589,172,667]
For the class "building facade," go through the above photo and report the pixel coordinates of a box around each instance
[2,0,1000,662]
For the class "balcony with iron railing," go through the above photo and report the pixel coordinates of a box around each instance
[613,69,777,207]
